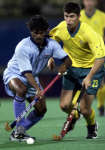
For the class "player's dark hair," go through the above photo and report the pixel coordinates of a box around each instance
[64,2,80,16]
[27,15,49,31]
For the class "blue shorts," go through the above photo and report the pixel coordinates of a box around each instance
[3,70,43,98]
[62,66,105,95]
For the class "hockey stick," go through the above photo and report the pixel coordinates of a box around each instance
[5,73,63,132]
[53,86,85,140]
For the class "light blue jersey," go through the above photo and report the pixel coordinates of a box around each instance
[3,37,67,98]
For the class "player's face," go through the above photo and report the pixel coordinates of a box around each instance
[31,30,46,45]
[83,0,97,10]
[64,12,79,30]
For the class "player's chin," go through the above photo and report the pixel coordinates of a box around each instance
[67,24,74,29]
[35,38,43,44]
[36,39,42,43]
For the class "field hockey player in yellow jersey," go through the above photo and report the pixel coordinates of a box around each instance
[80,0,105,116]
[50,2,105,139]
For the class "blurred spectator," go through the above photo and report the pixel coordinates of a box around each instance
[81,0,105,12]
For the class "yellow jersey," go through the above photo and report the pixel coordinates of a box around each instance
[50,21,105,68]
[80,9,105,37]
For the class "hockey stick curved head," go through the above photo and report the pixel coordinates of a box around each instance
[5,122,12,132]
[53,135,62,141]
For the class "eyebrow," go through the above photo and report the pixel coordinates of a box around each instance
[64,14,75,17]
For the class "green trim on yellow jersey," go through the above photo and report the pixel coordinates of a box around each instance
[85,9,96,18]
[50,21,105,68]
[68,22,80,37]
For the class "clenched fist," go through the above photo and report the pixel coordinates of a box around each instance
[47,57,55,71]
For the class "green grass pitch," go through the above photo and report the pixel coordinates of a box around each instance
[0,98,105,150]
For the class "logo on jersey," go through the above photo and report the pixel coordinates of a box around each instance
[94,21,98,25]
[44,55,50,58]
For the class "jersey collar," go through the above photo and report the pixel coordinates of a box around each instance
[85,9,96,18]
[30,36,48,52]
[67,22,80,37]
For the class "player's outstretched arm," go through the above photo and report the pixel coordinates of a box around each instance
[87,58,104,79]
[24,72,42,98]
[47,56,72,74]
[82,57,105,89]
[82,25,105,89]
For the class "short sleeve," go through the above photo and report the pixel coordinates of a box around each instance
[15,45,32,74]
[83,25,105,59]
[51,40,67,59]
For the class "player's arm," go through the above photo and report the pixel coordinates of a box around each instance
[23,73,42,98]
[82,27,105,88]
[86,58,104,79]
[23,72,40,90]
[82,58,105,89]
[87,33,105,77]
[15,46,42,97]
[48,40,72,74]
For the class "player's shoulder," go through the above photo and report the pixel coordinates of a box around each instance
[80,9,85,15]
[80,21,94,30]
[80,22,90,30]
[80,22,99,40]
[57,20,66,26]
[80,22,95,35]
[47,38,60,46]
[15,37,34,54]
[96,9,105,17]
[16,37,30,48]
[56,20,67,29]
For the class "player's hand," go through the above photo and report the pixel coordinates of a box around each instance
[36,89,44,99]
[47,57,55,71]
[82,75,91,89]
[58,64,67,75]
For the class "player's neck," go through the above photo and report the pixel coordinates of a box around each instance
[36,39,47,50]
[69,22,80,34]
[85,8,96,17]
[30,36,47,50]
